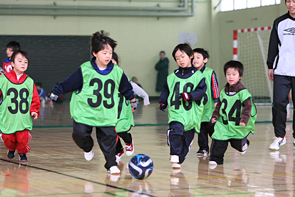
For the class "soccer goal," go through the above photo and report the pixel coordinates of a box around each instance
[233,26,272,105]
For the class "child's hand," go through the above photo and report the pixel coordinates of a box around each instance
[159,103,167,112]
[31,112,38,120]
[239,122,246,126]
[211,117,217,123]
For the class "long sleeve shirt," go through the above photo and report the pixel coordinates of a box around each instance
[159,66,207,105]
[53,58,135,101]
[130,81,150,106]
[212,81,251,125]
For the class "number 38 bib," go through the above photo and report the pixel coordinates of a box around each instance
[0,76,34,134]
[167,71,204,133]
[212,88,257,140]
[70,62,122,127]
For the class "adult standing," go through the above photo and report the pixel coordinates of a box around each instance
[268,0,295,150]
[155,51,169,92]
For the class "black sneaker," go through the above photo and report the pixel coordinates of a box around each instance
[196,150,209,157]
[18,153,28,161]
[7,150,15,159]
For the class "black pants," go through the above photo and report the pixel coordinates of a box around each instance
[272,75,295,138]
[167,121,195,164]
[115,132,132,154]
[210,137,249,164]
[72,120,117,170]
[197,122,215,152]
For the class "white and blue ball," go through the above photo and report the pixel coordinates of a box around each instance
[128,154,153,180]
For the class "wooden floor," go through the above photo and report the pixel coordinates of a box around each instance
[0,100,295,196]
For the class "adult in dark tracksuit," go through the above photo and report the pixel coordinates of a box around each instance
[267,0,295,151]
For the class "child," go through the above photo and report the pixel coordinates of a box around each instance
[0,50,40,161]
[209,60,257,167]
[3,41,21,73]
[159,43,207,170]
[111,52,150,161]
[50,31,137,175]
[36,82,47,106]
[192,48,219,157]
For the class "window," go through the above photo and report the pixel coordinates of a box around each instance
[220,0,281,12]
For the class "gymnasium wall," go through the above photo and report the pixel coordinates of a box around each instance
[215,1,287,86]
[0,0,287,96]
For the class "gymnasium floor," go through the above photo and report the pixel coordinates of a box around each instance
[0,100,294,196]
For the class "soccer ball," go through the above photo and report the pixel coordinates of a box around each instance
[128,154,153,180]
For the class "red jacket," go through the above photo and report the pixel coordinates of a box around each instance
[0,70,40,116]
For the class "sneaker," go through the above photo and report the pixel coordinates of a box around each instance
[7,150,15,159]
[172,163,181,170]
[293,140,295,150]
[196,149,209,157]
[84,150,94,161]
[116,149,125,162]
[18,153,28,161]
[170,155,179,164]
[108,166,120,175]
[125,141,134,156]
[209,161,217,170]
[269,137,286,150]
[239,142,249,155]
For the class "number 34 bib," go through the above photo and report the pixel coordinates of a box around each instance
[212,88,257,140]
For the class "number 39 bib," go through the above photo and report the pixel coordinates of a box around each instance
[0,75,34,134]
[70,62,122,127]
[212,88,257,140]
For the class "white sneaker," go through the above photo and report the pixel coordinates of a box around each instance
[84,150,94,161]
[209,161,217,170]
[239,143,248,155]
[172,163,181,170]
[125,141,134,156]
[269,137,286,150]
[108,166,120,175]
[170,155,179,164]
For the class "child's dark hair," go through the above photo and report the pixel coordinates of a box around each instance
[160,51,165,55]
[11,50,29,63]
[112,52,119,65]
[6,41,21,51]
[223,60,244,77]
[36,82,42,87]
[91,30,117,54]
[172,43,193,61]
[193,48,210,60]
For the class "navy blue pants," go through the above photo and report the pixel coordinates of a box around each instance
[197,122,215,152]
[210,137,249,164]
[272,75,295,138]
[72,120,117,169]
[167,121,195,164]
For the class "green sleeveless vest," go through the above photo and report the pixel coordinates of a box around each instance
[167,70,204,132]
[70,62,122,126]
[211,88,257,140]
[115,92,134,133]
[201,67,215,122]
[0,75,34,134]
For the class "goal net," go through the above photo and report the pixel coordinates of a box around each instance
[233,27,272,105]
